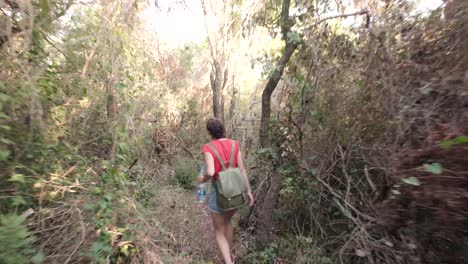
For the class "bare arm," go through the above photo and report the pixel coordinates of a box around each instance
[202,152,215,182]
[237,150,252,193]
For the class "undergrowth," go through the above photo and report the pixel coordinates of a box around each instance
[241,2,468,263]
[1,1,467,264]
[173,156,199,189]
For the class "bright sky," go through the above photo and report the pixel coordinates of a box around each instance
[142,1,206,48]
[144,0,444,48]
[416,0,444,12]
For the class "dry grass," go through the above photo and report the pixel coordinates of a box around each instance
[130,183,223,264]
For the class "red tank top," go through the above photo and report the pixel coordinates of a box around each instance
[201,139,240,180]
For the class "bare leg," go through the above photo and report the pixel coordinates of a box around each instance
[224,210,237,252]
[212,212,233,264]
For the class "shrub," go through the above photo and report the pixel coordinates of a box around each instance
[172,157,198,189]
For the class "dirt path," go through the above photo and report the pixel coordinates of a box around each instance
[147,184,223,263]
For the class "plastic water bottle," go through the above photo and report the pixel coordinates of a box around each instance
[197,183,207,203]
[197,164,207,203]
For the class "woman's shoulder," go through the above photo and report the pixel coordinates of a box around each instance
[202,141,215,153]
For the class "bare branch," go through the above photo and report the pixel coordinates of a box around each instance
[306,10,369,31]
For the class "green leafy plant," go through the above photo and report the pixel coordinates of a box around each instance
[0,214,43,264]
[82,162,138,263]
[440,136,468,149]
[248,241,278,264]
[172,157,197,189]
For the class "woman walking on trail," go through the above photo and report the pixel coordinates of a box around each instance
[198,118,254,264]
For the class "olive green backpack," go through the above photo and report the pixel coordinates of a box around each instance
[209,140,247,211]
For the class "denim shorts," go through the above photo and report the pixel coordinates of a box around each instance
[209,183,221,214]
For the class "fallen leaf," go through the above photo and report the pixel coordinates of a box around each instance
[402,177,420,186]
[355,249,369,257]
[423,163,443,174]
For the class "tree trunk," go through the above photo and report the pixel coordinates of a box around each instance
[259,0,296,147]
[210,60,228,121]
[227,75,239,136]
[259,41,297,146]
[229,75,239,121]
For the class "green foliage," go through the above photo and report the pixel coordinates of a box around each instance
[0,214,43,264]
[441,136,468,149]
[256,148,279,167]
[91,240,113,264]
[172,157,197,189]
[246,241,278,264]
[83,165,136,263]
[0,0,210,263]
[243,236,334,264]
[286,31,302,44]
[278,161,321,203]
[37,65,60,102]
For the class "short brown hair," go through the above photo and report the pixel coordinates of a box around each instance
[206,118,225,139]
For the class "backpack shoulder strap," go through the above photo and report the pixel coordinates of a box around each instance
[228,140,236,168]
[208,143,226,171]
